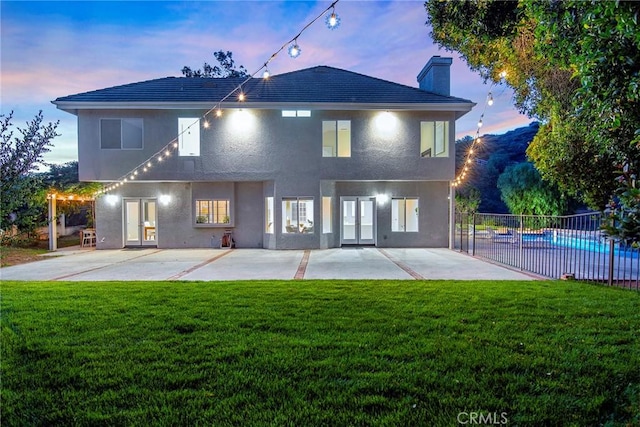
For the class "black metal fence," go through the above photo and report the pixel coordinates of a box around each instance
[455,212,639,290]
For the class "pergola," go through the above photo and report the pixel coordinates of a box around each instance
[46,192,95,251]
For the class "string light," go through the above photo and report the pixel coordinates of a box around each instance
[325,6,341,30]
[453,69,508,188]
[288,40,301,58]
[96,0,342,197]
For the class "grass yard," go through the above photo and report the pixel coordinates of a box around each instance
[2,280,639,426]
[1,235,81,267]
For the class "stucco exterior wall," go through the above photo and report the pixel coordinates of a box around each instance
[77,109,456,183]
[334,181,450,248]
[87,108,456,250]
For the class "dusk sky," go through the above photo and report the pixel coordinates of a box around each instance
[1,0,533,166]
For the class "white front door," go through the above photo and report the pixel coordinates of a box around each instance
[341,197,376,245]
[124,198,157,246]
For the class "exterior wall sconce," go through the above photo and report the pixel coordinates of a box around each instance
[105,194,119,206]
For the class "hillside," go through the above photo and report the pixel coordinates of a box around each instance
[455,122,540,213]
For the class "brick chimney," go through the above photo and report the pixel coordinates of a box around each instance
[417,56,453,96]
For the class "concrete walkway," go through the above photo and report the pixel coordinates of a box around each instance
[1,247,536,281]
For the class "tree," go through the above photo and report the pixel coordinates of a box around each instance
[1,111,59,236]
[181,50,249,78]
[497,162,567,216]
[455,187,481,214]
[37,161,101,228]
[41,160,79,188]
[425,0,640,241]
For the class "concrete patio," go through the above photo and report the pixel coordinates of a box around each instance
[1,247,536,281]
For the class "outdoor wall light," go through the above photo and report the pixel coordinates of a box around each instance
[159,194,171,206]
[105,194,119,206]
[230,109,255,131]
[375,111,397,133]
[376,194,389,205]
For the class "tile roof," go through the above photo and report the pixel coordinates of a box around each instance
[53,65,473,107]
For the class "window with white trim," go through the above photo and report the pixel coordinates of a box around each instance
[322,120,351,157]
[195,200,230,224]
[392,198,419,232]
[265,197,274,234]
[322,197,332,233]
[100,118,143,149]
[282,198,314,234]
[282,110,311,117]
[420,121,449,157]
[178,118,200,156]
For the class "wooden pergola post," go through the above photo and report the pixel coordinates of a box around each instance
[48,196,57,251]
[46,191,97,251]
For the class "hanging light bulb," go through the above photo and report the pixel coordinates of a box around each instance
[288,40,301,58]
[478,118,483,128]
[487,93,494,106]
[238,92,246,101]
[325,7,341,30]
[263,67,270,79]
[203,120,210,129]
[499,70,507,78]
[216,109,222,117]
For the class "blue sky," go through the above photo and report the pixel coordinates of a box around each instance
[1,0,532,166]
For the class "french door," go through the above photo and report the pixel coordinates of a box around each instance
[341,197,376,245]
[124,198,157,246]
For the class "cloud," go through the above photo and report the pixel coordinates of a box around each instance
[1,0,532,164]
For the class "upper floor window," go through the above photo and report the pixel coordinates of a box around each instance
[420,121,449,158]
[178,118,200,156]
[100,118,143,149]
[322,120,351,157]
[282,110,311,117]
[195,199,230,225]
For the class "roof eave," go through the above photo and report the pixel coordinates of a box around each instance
[52,100,476,113]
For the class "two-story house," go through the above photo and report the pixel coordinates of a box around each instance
[52,56,474,250]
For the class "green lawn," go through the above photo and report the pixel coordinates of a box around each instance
[2,280,639,426]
